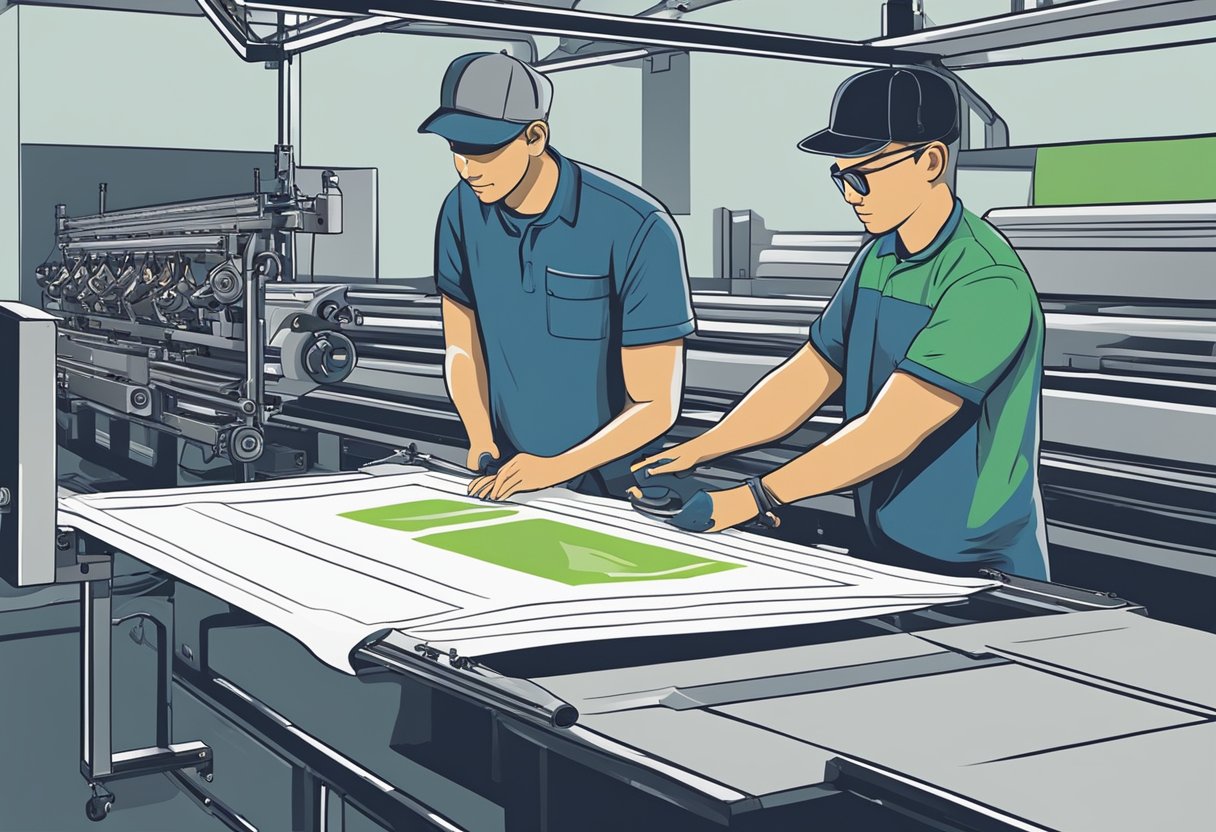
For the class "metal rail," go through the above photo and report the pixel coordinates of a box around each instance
[224,0,937,66]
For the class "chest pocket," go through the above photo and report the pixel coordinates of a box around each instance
[545,268,611,341]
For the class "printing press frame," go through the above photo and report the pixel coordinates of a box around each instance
[64,448,1205,832]
[94,486,1216,832]
[41,147,357,488]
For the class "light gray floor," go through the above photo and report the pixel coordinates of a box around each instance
[0,592,221,832]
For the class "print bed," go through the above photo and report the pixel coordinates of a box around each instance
[58,466,996,672]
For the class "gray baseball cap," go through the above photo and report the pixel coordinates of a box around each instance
[418,52,554,149]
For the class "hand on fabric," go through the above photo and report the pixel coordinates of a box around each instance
[469,453,576,502]
[466,441,500,474]
[705,484,779,532]
[630,440,708,478]
[659,485,778,533]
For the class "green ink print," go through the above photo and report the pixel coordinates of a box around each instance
[417,518,741,585]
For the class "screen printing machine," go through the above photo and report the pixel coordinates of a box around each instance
[3,156,1215,831]
[3,5,1216,832]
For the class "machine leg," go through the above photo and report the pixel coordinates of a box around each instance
[293,768,328,832]
[502,732,550,832]
[108,417,131,461]
[79,571,215,822]
[82,580,113,780]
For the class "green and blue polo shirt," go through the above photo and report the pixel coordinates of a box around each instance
[810,199,1050,579]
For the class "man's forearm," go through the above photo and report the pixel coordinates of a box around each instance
[558,399,674,478]
[760,417,909,505]
[695,345,841,461]
[444,349,494,447]
[761,373,961,505]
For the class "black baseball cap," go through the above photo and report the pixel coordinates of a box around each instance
[798,67,960,158]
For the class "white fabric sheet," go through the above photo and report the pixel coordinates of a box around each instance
[59,467,997,673]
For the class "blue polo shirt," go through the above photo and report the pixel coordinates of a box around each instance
[435,148,696,469]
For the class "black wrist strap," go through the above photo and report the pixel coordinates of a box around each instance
[745,476,780,528]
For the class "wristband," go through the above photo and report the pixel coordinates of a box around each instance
[744,476,780,528]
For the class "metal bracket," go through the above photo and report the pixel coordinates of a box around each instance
[979,569,1136,611]
[355,630,579,729]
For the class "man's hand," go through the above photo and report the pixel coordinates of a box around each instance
[631,439,709,478]
[466,441,500,473]
[468,453,576,501]
[641,484,778,533]
[701,485,778,533]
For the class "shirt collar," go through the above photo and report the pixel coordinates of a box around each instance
[875,197,964,262]
[482,148,581,235]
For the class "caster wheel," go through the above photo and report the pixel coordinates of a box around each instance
[85,796,112,822]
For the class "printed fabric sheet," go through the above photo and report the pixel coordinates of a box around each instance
[58,467,998,673]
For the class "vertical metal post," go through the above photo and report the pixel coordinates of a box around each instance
[318,784,329,832]
[82,579,112,779]
[240,243,265,485]
[278,56,293,149]
[292,769,328,832]
[243,250,263,409]
[883,0,916,37]
[642,52,690,215]
[538,747,549,832]
[277,47,301,282]
[958,96,972,151]
[108,416,130,460]
[155,617,171,749]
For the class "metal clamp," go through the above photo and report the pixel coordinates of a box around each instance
[356,631,578,730]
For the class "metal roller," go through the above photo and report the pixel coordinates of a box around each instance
[207,261,244,305]
[228,425,264,464]
[276,328,356,386]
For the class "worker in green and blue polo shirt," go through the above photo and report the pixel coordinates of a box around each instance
[420,52,696,501]
[634,67,1050,580]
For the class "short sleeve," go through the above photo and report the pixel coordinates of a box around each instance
[434,189,473,306]
[618,212,696,347]
[898,267,1033,403]
[807,241,871,371]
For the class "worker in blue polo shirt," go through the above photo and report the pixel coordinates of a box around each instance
[419,52,696,501]
[634,67,1049,580]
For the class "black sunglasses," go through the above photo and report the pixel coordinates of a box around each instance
[830,143,931,197]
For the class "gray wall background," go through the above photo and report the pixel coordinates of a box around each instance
[4,1,1214,289]
[15,5,274,149]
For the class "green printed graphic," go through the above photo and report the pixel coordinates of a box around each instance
[417,518,741,585]
[340,499,517,532]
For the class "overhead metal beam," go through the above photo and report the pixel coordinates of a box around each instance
[634,0,742,16]
[194,0,282,61]
[240,0,937,66]
[870,0,1216,64]
[540,1,745,66]
[10,0,202,15]
[536,48,659,73]
[279,14,399,52]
